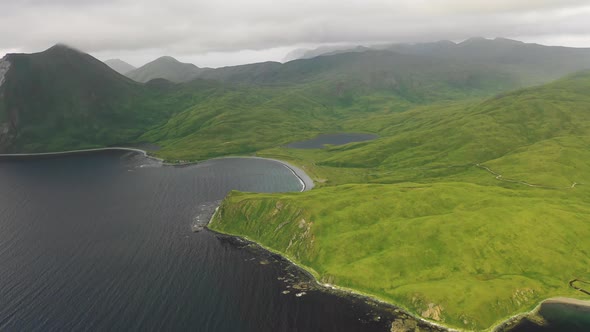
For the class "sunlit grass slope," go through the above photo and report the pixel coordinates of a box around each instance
[210,72,590,330]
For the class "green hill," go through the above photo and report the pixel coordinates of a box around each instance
[209,72,590,330]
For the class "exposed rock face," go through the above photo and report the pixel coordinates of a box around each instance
[421,303,444,322]
[390,318,420,332]
[0,57,10,87]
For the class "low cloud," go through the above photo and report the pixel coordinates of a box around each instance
[2,0,589,67]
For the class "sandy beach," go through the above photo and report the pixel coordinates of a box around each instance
[543,297,590,308]
[214,156,314,192]
[265,158,315,192]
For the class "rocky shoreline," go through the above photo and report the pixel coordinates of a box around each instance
[208,229,451,332]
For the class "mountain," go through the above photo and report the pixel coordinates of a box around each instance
[104,59,136,74]
[198,39,590,91]
[199,49,519,91]
[0,44,207,152]
[126,56,207,83]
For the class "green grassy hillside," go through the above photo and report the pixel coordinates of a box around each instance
[209,72,590,330]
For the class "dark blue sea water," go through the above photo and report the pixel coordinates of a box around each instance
[0,150,425,332]
[286,133,377,149]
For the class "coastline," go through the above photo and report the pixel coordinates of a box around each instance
[206,227,455,332]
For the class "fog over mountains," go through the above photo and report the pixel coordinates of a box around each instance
[112,37,590,85]
[3,0,590,68]
[104,59,136,75]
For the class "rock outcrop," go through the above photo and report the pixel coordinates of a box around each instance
[0,57,10,87]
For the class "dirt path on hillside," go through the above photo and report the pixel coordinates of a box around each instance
[570,279,590,296]
[475,164,579,190]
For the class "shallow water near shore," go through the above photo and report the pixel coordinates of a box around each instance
[505,301,590,332]
[0,150,430,332]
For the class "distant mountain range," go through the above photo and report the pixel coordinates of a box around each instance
[104,59,136,75]
[109,37,590,88]
[283,37,590,83]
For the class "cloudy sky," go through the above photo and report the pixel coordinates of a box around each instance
[1,0,590,68]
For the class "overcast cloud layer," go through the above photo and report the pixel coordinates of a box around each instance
[1,0,590,67]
